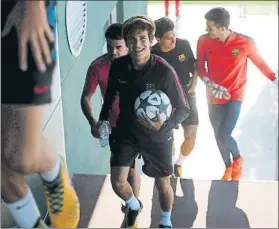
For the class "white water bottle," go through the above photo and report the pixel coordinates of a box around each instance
[99,121,110,147]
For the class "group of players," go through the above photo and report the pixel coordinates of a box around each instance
[81,7,277,229]
[1,0,278,228]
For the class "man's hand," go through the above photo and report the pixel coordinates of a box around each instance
[2,1,55,72]
[90,123,101,138]
[207,85,231,100]
[203,77,231,100]
[187,76,197,94]
[137,112,164,131]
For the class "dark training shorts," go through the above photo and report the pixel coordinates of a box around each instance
[109,127,174,178]
[181,93,199,126]
[109,127,137,169]
[1,1,57,105]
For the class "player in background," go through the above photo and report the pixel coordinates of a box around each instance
[152,17,199,178]
[80,23,141,210]
[1,0,80,228]
[98,15,190,228]
[196,7,278,181]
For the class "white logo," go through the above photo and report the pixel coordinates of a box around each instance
[146,83,156,90]
[118,79,128,84]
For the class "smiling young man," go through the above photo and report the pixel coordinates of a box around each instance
[98,15,190,228]
[196,7,278,181]
[152,17,198,177]
[80,23,141,211]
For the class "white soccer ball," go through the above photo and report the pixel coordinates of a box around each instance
[134,90,172,122]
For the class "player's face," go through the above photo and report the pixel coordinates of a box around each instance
[206,20,224,39]
[106,38,128,61]
[126,29,151,64]
[159,30,176,51]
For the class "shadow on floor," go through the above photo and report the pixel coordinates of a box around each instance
[149,178,198,228]
[206,180,250,228]
[72,174,107,228]
[236,83,278,180]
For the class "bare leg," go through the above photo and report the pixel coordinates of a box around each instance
[155,176,173,212]
[180,125,198,157]
[1,141,43,228]
[155,176,174,227]
[174,125,198,177]
[111,166,134,200]
[1,160,27,204]
[1,105,80,228]
[1,105,57,173]
[127,160,141,198]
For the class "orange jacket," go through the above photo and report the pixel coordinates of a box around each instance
[196,32,275,104]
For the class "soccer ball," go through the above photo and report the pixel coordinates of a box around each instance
[134,90,172,122]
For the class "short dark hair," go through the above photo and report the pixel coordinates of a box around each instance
[105,23,123,40]
[205,7,230,29]
[154,17,175,38]
[122,15,155,41]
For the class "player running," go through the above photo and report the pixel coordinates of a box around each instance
[1,0,80,228]
[196,7,278,181]
[98,15,190,228]
[152,17,198,178]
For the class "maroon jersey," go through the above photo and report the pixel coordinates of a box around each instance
[82,53,120,127]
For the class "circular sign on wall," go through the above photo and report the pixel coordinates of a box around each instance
[66,1,87,57]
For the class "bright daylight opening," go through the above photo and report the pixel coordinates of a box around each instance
[148,1,278,181]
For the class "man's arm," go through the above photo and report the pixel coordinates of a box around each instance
[196,36,208,82]
[80,63,99,126]
[98,62,119,121]
[183,39,198,93]
[248,38,276,81]
[183,39,196,75]
[161,67,190,132]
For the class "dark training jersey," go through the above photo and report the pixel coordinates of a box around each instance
[99,54,190,142]
[82,53,120,127]
[151,38,196,92]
